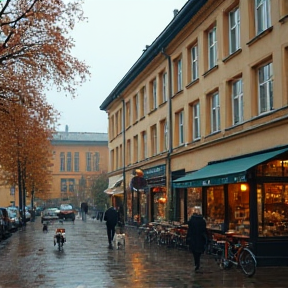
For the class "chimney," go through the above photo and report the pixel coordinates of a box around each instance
[65,125,69,133]
[173,9,179,18]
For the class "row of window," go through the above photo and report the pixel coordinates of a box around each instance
[109,0,282,140]
[60,152,100,172]
[109,0,287,171]
[110,57,276,170]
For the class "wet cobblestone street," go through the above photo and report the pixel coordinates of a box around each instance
[0,216,288,288]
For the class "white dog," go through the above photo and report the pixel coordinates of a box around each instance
[114,233,125,249]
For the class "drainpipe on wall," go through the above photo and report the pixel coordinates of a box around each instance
[161,48,174,221]
[122,99,127,222]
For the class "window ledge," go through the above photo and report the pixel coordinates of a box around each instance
[246,26,273,47]
[125,125,131,131]
[203,65,218,78]
[133,120,139,126]
[192,138,201,143]
[204,130,221,139]
[222,48,242,63]
[159,101,167,108]
[172,89,183,98]
[148,108,157,115]
[186,78,199,89]
[139,116,145,121]
[174,143,185,150]
[279,14,288,24]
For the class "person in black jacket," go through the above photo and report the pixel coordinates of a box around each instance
[186,211,207,273]
[104,206,118,249]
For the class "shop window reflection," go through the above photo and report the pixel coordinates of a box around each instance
[152,187,167,221]
[258,183,288,237]
[256,160,288,177]
[187,187,202,219]
[206,186,225,231]
[228,184,250,236]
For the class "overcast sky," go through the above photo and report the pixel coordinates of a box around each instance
[46,0,188,133]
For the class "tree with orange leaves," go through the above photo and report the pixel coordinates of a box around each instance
[0,0,90,213]
[0,95,57,218]
[0,0,90,105]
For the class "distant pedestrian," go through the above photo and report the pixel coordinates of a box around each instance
[81,202,88,221]
[186,210,207,273]
[104,206,118,249]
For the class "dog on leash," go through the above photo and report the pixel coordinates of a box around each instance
[114,233,125,249]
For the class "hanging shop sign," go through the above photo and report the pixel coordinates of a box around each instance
[130,175,147,191]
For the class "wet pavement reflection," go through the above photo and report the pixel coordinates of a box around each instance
[0,216,288,288]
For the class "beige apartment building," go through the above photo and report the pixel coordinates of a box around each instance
[100,0,288,265]
[48,126,108,207]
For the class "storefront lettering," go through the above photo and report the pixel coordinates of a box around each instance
[202,180,210,185]
[233,175,246,182]
[144,165,166,178]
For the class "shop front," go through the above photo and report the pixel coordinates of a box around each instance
[173,146,288,266]
[143,165,167,223]
[104,175,124,208]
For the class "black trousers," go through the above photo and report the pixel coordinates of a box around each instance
[106,224,116,244]
[192,251,202,268]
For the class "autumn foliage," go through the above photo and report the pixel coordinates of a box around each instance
[0,0,90,204]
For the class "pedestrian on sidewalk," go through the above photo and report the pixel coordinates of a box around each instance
[104,206,118,249]
[81,202,88,221]
[186,209,207,273]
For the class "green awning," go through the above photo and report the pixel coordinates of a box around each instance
[173,147,288,188]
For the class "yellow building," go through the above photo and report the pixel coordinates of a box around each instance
[47,126,108,207]
[100,0,288,265]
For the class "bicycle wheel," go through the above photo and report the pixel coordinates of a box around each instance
[239,248,256,277]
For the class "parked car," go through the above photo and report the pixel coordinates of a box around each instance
[35,206,44,216]
[25,206,31,222]
[59,204,75,222]
[6,207,20,231]
[41,207,60,223]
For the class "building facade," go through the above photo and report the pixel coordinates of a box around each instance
[100,0,288,265]
[48,126,109,207]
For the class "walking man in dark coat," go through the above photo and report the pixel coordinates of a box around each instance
[104,206,118,249]
[186,211,207,273]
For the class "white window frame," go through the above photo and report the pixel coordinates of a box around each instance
[164,121,168,151]
[258,63,273,114]
[134,93,139,121]
[179,110,184,145]
[232,79,244,125]
[162,72,168,103]
[151,125,157,156]
[229,7,240,54]
[152,79,157,109]
[143,86,147,116]
[211,92,220,133]
[255,0,271,34]
[208,26,217,69]
[193,102,201,140]
[191,45,199,81]
[177,58,183,91]
[143,131,148,159]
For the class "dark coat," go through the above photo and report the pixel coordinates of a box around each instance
[104,207,118,227]
[186,214,207,253]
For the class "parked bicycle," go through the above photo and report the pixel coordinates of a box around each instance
[209,233,257,277]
